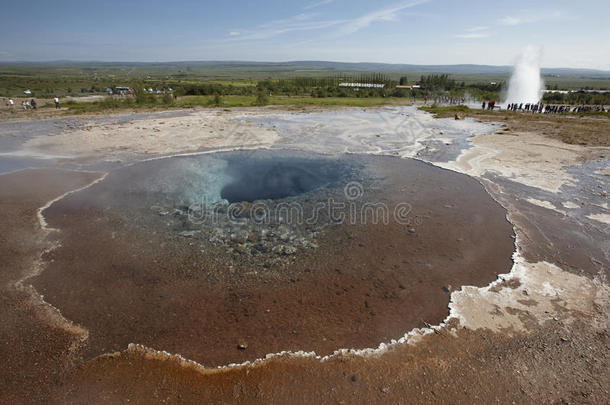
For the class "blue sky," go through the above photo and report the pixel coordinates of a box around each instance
[1,0,609,69]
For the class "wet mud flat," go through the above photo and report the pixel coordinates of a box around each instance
[31,150,514,368]
[56,318,609,404]
[0,169,106,404]
[2,166,606,404]
[2,104,608,403]
[483,174,609,279]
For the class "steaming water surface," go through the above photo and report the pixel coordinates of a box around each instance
[219,154,351,202]
[31,149,515,367]
[3,103,609,404]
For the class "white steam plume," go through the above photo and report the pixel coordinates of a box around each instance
[504,46,544,105]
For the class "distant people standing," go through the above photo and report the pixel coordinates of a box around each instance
[54,97,60,109]
[8,98,14,108]
[30,99,37,109]
[482,101,486,110]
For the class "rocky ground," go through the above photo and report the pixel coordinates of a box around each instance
[0,106,608,404]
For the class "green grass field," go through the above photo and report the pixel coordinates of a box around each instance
[2,62,609,98]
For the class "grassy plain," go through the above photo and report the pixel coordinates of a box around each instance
[2,62,610,98]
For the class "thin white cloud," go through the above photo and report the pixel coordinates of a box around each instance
[228,1,429,42]
[455,32,490,39]
[229,13,345,41]
[337,0,430,35]
[304,0,334,10]
[499,10,562,26]
[258,13,317,29]
[0,50,15,60]
[455,25,490,39]
[229,31,240,36]
[500,16,523,26]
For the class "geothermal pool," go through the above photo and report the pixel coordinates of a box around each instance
[32,149,514,367]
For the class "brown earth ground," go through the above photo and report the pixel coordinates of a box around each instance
[0,169,105,404]
[29,155,514,368]
[0,97,184,121]
[0,109,608,404]
[55,319,609,404]
[0,96,409,122]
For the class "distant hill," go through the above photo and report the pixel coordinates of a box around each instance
[3,60,610,78]
[244,61,610,77]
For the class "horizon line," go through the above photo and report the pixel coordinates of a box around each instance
[0,59,608,73]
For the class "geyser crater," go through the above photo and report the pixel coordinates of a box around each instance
[219,154,350,203]
[32,150,515,368]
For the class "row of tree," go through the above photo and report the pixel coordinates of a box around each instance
[141,74,507,100]
[542,91,610,105]
[122,79,610,105]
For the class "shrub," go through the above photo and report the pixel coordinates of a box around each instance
[162,92,174,106]
[135,86,155,105]
[208,94,223,107]
[253,90,269,106]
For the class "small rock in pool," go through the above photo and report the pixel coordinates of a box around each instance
[178,230,200,237]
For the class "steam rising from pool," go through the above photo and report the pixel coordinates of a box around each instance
[504,46,544,105]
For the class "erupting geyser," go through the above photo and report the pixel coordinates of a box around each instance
[504,45,544,105]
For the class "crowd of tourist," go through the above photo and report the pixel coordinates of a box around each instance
[433,96,466,105]
[3,97,60,110]
[505,102,607,114]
